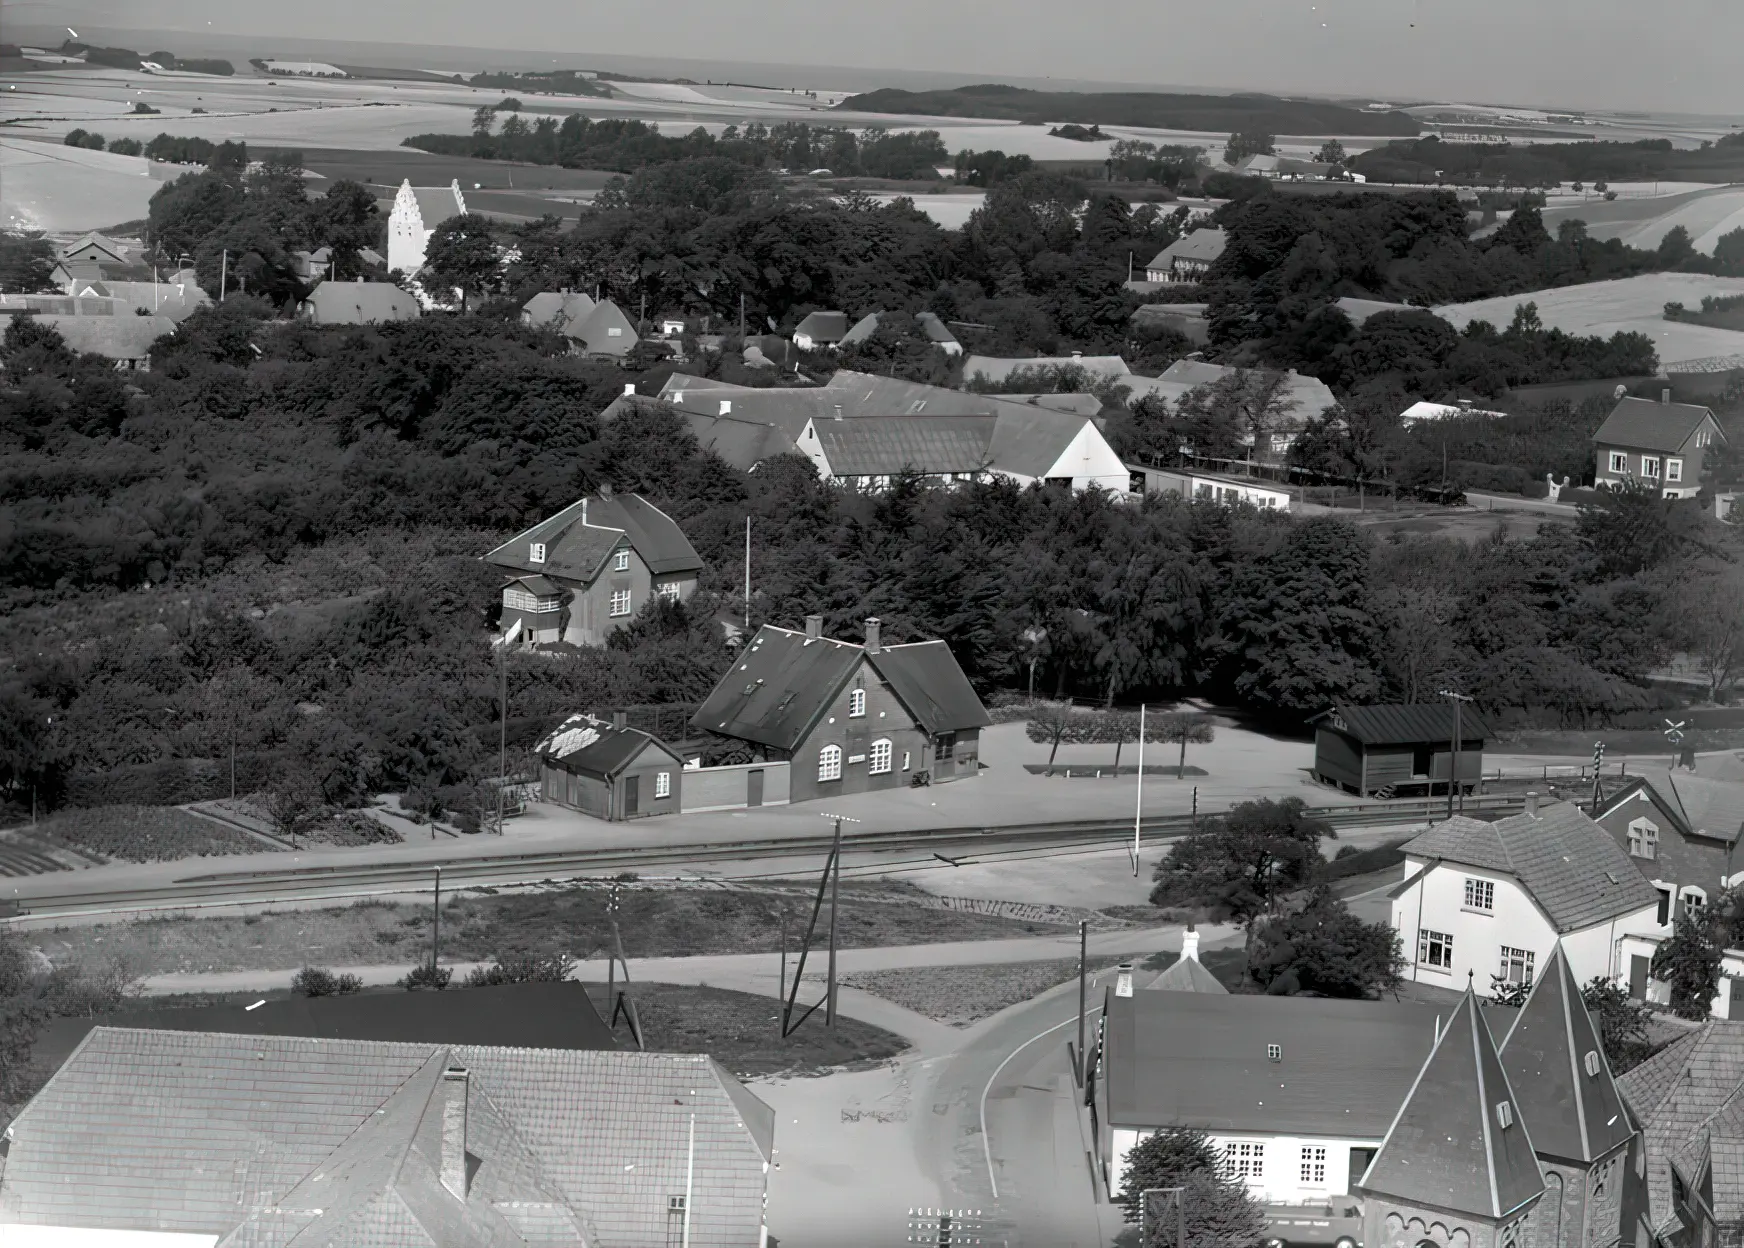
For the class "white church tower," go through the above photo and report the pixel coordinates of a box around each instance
[387,178,467,276]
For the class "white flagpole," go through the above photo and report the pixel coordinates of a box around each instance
[1133,704,1146,876]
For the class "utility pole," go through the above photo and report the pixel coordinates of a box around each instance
[1075,919,1089,1086]
[739,292,745,339]
[1132,704,1146,877]
[743,517,751,634]
[219,248,228,301]
[1439,690,1474,817]
[431,866,442,971]
[826,816,842,1028]
[497,637,508,835]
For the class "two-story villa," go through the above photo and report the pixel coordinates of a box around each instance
[1592,393,1728,499]
[482,490,702,647]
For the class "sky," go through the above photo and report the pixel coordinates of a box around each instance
[25,0,1744,116]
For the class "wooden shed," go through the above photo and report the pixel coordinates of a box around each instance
[536,712,683,821]
[1310,703,1492,798]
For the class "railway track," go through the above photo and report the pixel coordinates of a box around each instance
[0,794,1523,921]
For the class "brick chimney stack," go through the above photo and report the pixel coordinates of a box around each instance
[805,614,823,640]
[440,1065,469,1199]
[864,617,881,654]
[612,709,627,731]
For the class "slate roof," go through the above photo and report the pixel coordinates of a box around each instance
[1593,396,1723,454]
[1312,702,1495,746]
[792,310,849,342]
[1102,991,1446,1135]
[1359,990,1545,1220]
[962,354,1131,385]
[33,312,174,361]
[28,981,619,1078]
[1619,770,1744,843]
[1142,954,1229,994]
[811,415,996,476]
[1618,1023,1744,1234]
[59,230,131,264]
[1498,943,1634,1166]
[483,492,702,582]
[1698,752,1744,784]
[1145,227,1227,270]
[0,1028,775,1242]
[987,404,1096,479]
[689,624,990,751]
[1401,800,1662,933]
[300,280,422,324]
[535,712,677,778]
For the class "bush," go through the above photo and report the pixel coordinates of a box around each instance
[399,962,453,991]
[464,952,574,986]
[290,966,363,997]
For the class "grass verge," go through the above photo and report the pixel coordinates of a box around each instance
[841,956,1122,1026]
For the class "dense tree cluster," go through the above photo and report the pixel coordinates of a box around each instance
[1353,135,1744,188]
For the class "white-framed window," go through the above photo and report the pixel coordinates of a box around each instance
[614,549,630,571]
[607,326,623,337]
[1682,887,1708,920]
[1667,458,1683,482]
[848,687,867,717]
[817,744,842,782]
[1642,456,1661,478]
[658,581,681,601]
[1300,1146,1327,1186]
[1608,451,1627,474]
[902,750,912,771]
[1656,886,1673,926]
[869,739,893,774]
[504,586,559,613]
[1500,946,1535,987]
[1418,929,1454,969]
[1627,817,1659,860]
[654,771,671,798]
[1463,877,1494,912]
[1223,1141,1265,1181]
[609,589,632,617]
[529,541,546,563]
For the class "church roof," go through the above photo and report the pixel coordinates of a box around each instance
[1499,943,1635,1166]
[1359,989,1545,1221]
[1143,954,1229,994]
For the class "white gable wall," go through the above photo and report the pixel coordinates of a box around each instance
[1113,1127,1381,1204]
[796,418,834,480]
[1038,421,1129,492]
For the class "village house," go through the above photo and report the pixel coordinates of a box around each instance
[1143,227,1227,283]
[961,352,1131,387]
[689,616,991,803]
[792,309,850,351]
[1120,360,1338,457]
[297,278,422,325]
[1595,768,1744,928]
[20,313,175,369]
[535,711,685,820]
[387,178,467,275]
[50,230,150,288]
[482,490,703,646]
[838,309,963,356]
[1311,703,1492,798]
[1127,463,1293,510]
[520,290,641,357]
[1592,392,1727,499]
[65,272,210,322]
[1388,797,1662,994]
[0,1027,774,1247]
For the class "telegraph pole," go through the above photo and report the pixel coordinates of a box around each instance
[1132,704,1146,877]
[431,867,442,970]
[1075,919,1089,1086]
[1439,690,1474,817]
[826,815,843,1027]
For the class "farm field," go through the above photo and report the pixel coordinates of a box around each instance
[1541,185,1744,254]
[0,137,171,231]
[1435,272,1744,370]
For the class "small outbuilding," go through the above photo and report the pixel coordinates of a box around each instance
[536,712,683,820]
[1310,702,1492,798]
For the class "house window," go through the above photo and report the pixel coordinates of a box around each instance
[1463,878,1494,912]
[848,688,867,718]
[1499,946,1535,987]
[1642,456,1661,478]
[1418,929,1454,969]
[610,589,632,617]
[1682,888,1708,920]
[658,581,680,601]
[654,771,671,799]
[529,542,546,563]
[869,739,893,774]
[934,733,956,763]
[1627,817,1659,860]
[1656,886,1673,926]
[607,326,623,337]
[1608,451,1628,474]
[1223,1141,1265,1181]
[1667,458,1683,483]
[818,744,842,782]
[1300,1146,1327,1186]
[902,750,911,771]
[614,549,630,571]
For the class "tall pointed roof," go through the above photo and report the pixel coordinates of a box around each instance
[1500,943,1634,1166]
[1359,989,1545,1220]
[1143,954,1229,994]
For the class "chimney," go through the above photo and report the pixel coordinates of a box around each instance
[864,617,881,654]
[719,399,732,416]
[1525,791,1540,817]
[1071,349,1083,359]
[805,614,823,640]
[1115,962,1134,998]
[623,382,636,396]
[1181,925,1201,963]
[598,482,613,499]
[1662,388,1672,405]
[1457,398,1473,410]
[440,1065,469,1199]
[833,404,844,421]
[612,709,627,730]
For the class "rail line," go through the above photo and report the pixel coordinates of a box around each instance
[0,794,1523,921]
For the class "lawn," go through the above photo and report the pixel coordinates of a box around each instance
[38,885,1073,979]
[31,805,269,864]
[841,956,1123,1027]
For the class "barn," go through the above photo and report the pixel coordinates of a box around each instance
[1309,703,1491,798]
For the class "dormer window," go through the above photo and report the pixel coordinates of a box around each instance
[529,542,546,563]
[614,549,630,572]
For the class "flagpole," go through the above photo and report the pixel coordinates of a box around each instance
[1133,703,1145,876]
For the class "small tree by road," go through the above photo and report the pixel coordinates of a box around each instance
[1115,1126,1266,1248]
[1151,797,1334,920]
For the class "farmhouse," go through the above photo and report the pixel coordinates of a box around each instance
[67,274,210,322]
[838,308,963,355]
[1120,361,1337,455]
[1388,797,1662,993]
[26,313,174,369]
[297,279,421,325]
[792,309,849,350]
[795,408,1128,492]
[689,616,991,803]
[387,178,467,276]
[522,288,596,333]
[1143,227,1227,283]
[482,490,703,646]
[536,711,684,820]
[1591,392,1727,499]
[1311,702,1491,798]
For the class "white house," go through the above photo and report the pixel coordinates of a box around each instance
[1389,797,1662,995]
[388,178,467,276]
[1143,228,1227,283]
